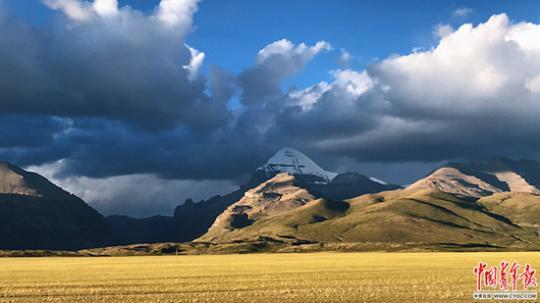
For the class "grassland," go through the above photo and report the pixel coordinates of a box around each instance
[0,252,539,302]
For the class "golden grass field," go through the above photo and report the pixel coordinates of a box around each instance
[0,252,538,303]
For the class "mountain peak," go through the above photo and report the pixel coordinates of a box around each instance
[259,147,337,183]
[0,162,68,198]
[0,162,39,196]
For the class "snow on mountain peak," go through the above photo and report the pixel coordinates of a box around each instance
[369,177,387,185]
[259,147,337,183]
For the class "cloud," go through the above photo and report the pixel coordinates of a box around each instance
[6,12,540,173]
[256,39,332,65]
[42,0,121,20]
[183,44,205,80]
[195,13,540,169]
[525,75,540,93]
[281,68,373,111]
[45,0,199,33]
[156,0,199,31]
[372,14,535,116]
[43,0,94,21]
[4,8,540,216]
[276,14,540,162]
[453,7,473,18]
[0,115,68,148]
[92,0,118,17]
[27,161,237,217]
[238,39,332,106]
[286,82,331,111]
[434,24,454,38]
[262,69,382,151]
[330,69,373,97]
[338,48,352,66]
[1,0,214,129]
[0,39,334,182]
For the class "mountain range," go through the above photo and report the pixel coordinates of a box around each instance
[1,148,540,252]
[108,148,400,246]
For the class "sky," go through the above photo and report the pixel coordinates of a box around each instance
[2,0,540,217]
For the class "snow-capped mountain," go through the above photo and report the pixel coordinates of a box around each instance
[258,148,337,183]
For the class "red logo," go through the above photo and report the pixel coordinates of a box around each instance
[474,261,537,291]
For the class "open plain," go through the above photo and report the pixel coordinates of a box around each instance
[1,252,539,303]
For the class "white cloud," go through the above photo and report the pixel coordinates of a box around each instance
[505,21,540,51]
[183,44,205,80]
[374,14,533,112]
[285,69,372,111]
[287,82,331,111]
[155,0,199,31]
[453,7,473,18]
[434,24,454,38]
[331,69,373,97]
[525,75,540,93]
[256,39,332,65]
[338,48,352,66]
[43,0,119,20]
[43,0,94,21]
[43,0,199,34]
[92,0,118,17]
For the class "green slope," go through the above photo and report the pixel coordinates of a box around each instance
[478,192,540,229]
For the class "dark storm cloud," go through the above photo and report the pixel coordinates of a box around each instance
[0,115,66,148]
[75,118,265,180]
[326,115,540,163]
[265,88,384,148]
[4,117,267,180]
[0,1,226,130]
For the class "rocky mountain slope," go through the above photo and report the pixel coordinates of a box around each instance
[199,173,316,242]
[0,162,109,250]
